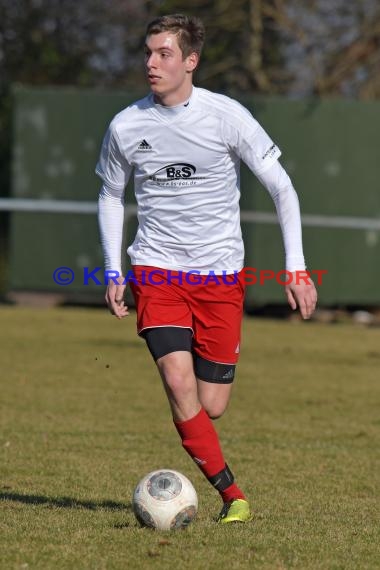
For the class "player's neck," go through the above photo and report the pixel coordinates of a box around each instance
[154,84,193,108]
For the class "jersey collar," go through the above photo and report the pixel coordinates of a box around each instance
[148,87,197,122]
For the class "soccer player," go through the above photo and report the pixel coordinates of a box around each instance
[96,14,317,524]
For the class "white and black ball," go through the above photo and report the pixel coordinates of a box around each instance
[132,469,198,530]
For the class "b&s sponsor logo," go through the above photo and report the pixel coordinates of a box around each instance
[149,163,207,187]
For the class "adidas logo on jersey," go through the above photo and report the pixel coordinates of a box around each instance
[137,139,153,151]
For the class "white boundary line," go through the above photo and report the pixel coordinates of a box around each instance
[0,198,99,214]
[0,198,380,230]
[240,211,380,230]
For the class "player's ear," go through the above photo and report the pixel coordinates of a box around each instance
[185,52,199,73]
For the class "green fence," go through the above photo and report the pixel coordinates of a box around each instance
[8,86,380,305]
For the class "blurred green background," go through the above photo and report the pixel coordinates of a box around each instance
[1,0,380,308]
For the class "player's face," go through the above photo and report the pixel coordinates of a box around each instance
[144,32,198,106]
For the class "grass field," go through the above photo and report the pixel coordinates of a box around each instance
[1,306,379,569]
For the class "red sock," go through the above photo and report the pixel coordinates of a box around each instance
[174,408,245,503]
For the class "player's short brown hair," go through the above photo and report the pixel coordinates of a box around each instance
[146,14,205,59]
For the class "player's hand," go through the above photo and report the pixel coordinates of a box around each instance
[285,271,317,320]
[105,275,129,319]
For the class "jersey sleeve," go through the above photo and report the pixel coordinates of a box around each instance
[256,161,306,272]
[96,121,132,274]
[95,123,132,190]
[240,121,281,175]
[98,183,125,274]
[222,103,281,175]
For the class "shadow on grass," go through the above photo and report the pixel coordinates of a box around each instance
[0,490,132,512]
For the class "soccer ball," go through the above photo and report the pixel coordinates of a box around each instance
[132,469,198,530]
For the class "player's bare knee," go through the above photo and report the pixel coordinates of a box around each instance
[204,404,226,420]
[164,371,194,399]
[157,354,195,397]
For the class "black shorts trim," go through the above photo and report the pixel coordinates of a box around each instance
[142,326,192,361]
[193,354,236,384]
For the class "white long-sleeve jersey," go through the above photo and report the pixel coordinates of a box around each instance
[96,86,306,275]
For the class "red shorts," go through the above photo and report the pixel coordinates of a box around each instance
[129,266,245,365]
